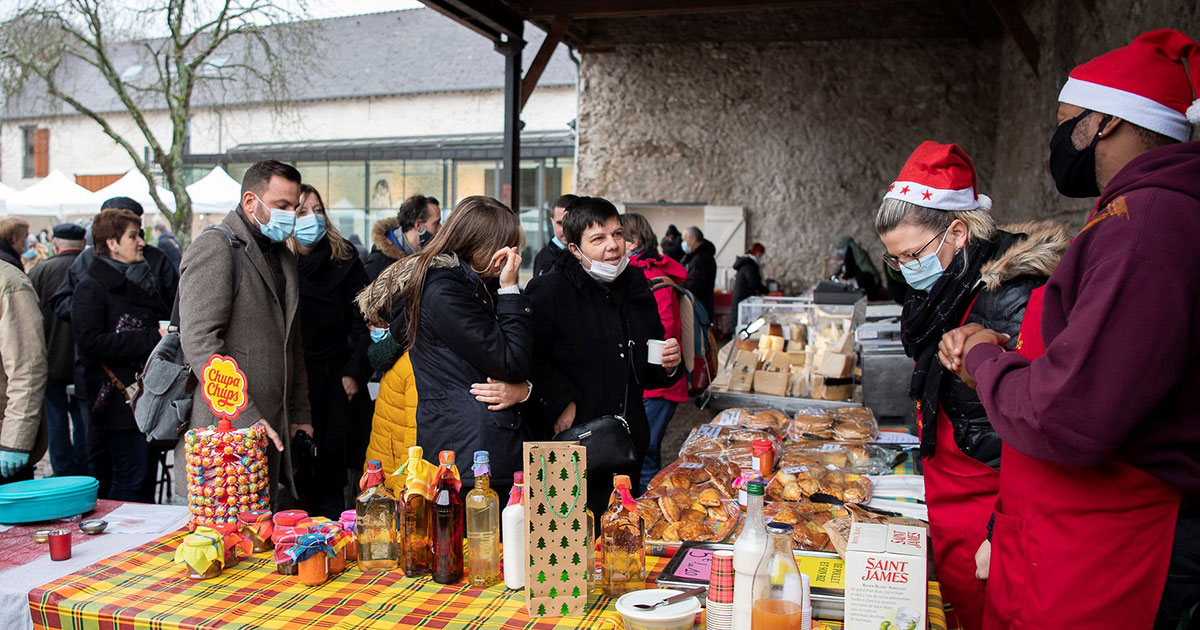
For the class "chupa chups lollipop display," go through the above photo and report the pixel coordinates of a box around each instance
[184,354,271,529]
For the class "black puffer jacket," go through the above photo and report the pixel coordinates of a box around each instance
[400,259,533,492]
[526,256,682,518]
[940,221,1070,468]
[682,239,717,317]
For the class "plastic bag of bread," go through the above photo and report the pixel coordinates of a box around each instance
[831,406,880,442]
[762,501,838,551]
[741,409,791,437]
[677,424,781,466]
[787,408,836,441]
[766,465,873,504]
[643,456,740,498]
[638,491,741,554]
[779,441,896,475]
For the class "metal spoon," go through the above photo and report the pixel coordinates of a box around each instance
[632,586,707,610]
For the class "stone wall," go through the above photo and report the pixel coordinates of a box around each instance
[575,1,1200,288]
[988,0,1200,225]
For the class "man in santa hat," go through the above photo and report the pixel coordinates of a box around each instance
[939,29,1200,629]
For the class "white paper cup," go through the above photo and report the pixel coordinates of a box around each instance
[158,320,171,330]
[646,340,666,365]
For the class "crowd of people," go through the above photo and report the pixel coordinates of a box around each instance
[0,27,1196,629]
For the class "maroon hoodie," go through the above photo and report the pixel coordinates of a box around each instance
[966,141,1200,496]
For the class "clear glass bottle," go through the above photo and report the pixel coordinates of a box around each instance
[732,480,767,630]
[751,522,806,630]
[466,451,501,588]
[585,506,598,594]
[355,459,399,571]
[600,474,645,598]
[399,446,433,577]
[432,450,465,584]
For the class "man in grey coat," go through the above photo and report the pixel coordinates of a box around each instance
[176,161,312,504]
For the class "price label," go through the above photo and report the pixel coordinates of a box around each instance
[783,465,810,474]
[696,425,724,438]
[819,444,844,453]
[677,462,705,469]
[716,410,741,426]
[670,547,714,582]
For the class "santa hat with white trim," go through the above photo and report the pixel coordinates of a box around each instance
[882,141,992,212]
[1059,29,1200,142]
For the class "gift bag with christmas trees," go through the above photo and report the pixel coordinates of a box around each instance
[523,441,589,618]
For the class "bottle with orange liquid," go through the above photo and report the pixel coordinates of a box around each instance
[750,522,808,630]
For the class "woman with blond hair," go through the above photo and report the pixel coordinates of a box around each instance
[875,142,1067,630]
[358,195,531,499]
[290,184,371,517]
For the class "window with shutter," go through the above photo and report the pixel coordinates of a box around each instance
[34,128,50,178]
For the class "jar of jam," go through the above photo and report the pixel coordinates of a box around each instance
[273,509,308,529]
[339,510,358,562]
[175,533,224,580]
[213,523,251,569]
[238,510,274,553]
[751,439,776,477]
[272,527,300,575]
[292,534,334,587]
[318,523,350,574]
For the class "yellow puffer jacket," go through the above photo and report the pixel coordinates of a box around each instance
[365,352,418,494]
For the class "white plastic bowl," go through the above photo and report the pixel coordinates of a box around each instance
[614,589,701,630]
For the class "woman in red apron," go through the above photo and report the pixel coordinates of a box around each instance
[875,141,1069,630]
[977,286,1182,629]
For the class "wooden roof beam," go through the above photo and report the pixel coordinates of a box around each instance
[421,0,525,42]
[521,15,572,110]
[986,0,1040,73]
[517,0,881,21]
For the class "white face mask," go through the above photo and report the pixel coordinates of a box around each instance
[575,247,629,283]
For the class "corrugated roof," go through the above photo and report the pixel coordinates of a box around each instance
[3,8,576,119]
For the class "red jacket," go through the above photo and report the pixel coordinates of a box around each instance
[630,252,689,403]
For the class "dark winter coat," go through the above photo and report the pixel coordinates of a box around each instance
[940,221,1069,468]
[526,257,682,515]
[365,217,416,282]
[71,256,169,432]
[50,244,178,322]
[157,231,183,270]
[731,254,767,314]
[28,249,81,384]
[400,259,533,491]
[682,239,717,317]
[533,241,568,277]
[296,238,371,384]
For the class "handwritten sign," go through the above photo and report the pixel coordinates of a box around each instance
[200,355,249,422]
[671,547,714,582]
[669,545,845,590]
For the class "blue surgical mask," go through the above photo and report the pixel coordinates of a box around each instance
[295,214,326,247]
[369,326,390,343]
[551,236,566,249]
[681,240,692,254]
[899,230,951,292]
[253,194,296,243]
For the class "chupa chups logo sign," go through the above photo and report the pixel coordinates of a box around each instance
[201,355,249,422]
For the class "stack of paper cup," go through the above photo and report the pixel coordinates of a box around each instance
[706,550,735,630]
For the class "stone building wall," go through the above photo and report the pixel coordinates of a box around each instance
[575,1,1199,288]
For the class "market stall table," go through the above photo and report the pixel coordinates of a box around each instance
[2,500,190,630]
[29,529,951,630]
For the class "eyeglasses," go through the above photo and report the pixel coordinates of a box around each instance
[881,228,949,271]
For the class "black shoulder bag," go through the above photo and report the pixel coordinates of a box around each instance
[552,339,640,480]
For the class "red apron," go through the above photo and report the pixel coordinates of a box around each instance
[983,286,1182,630]
[921,297,1000,630]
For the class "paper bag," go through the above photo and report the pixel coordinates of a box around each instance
[728,350,758,392]
[524,442,590,618]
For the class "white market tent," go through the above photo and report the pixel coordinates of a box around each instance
[0,182,15,215]
[90,170,173,215]
[186,166,241,215]
[3,170,97,218]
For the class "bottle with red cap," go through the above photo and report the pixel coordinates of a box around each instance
[600,474,645,597]
[355,460,399,571]
[431,450,465,584]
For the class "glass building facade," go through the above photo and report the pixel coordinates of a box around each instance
[184,131,575,269]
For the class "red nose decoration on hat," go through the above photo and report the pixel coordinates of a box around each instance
[1059,29,1200,142]
[882,141,991,212]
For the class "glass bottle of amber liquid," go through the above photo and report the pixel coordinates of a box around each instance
[465,450,501,587]
[431,450,465,584]
[400,446,433,577]
[600,474,645,597]
[355,460,399,571]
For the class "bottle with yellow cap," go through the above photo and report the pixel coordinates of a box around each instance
[356,459,399,571]
[600,474,645,597]
[396,446,435,577]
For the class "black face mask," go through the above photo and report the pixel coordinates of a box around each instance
[1048,108,1112,198]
